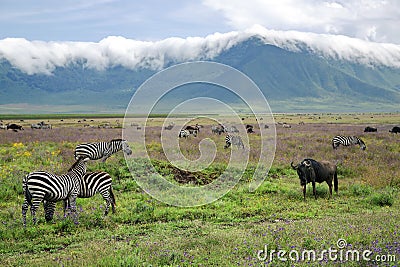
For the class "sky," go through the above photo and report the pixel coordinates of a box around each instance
[1,0,400,44]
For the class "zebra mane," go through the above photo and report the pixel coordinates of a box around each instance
[68,157,85,172]
[110,138,125,142]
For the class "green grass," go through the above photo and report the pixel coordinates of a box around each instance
[0,114,399,266]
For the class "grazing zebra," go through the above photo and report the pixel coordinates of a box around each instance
[179,129,197,138]
[22,157,89,226]
[44,171,116,221]
[74,139,132,162]
[224,135,244,149]
[332,135,366,150]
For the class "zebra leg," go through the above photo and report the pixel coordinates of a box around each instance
[44,201,56,222]
[30,201,41,225]
[68,196,79,224]
[22,199,29,227]
[110,188,116,214]
[63,199,69,217]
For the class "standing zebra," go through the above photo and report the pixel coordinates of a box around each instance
[224,135,244,149]
[22,157,89,226]
[74,139,132,162]
[332,135,366,150]
[44,171,116,221]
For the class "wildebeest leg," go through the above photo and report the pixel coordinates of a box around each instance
[327,180,333,199]
[312,181,316,199]
[303,185,306,200]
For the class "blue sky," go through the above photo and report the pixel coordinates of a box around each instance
[1,0,400,43]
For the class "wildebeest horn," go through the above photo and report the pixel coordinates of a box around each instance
[291,162,298,170]
[304,160,311,167]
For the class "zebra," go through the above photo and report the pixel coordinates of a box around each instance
[44,171,116,221]
[74,139,132,162]
[211,126,225,135]
[179,129,197,138]
[22,157,89,226]
[332,135,366,150]
[224,135,244,149]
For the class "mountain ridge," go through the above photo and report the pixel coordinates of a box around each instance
[1,28,400,113]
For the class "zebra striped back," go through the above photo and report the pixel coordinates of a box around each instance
[332,135,366,150]
[22,157,88,226]
[74,139,132,161]
[44,171,116,221]
[224,135,244,149]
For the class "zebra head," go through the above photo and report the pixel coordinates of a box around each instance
[357,137,366,150]
[121,140,132,155]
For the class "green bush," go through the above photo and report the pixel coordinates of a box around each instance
[369,191,394,207]
[350,184,372,196]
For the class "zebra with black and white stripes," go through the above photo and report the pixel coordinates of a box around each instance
[224,135,244,149]
[179,129,197,138]
[22,157,89,226]
[74,139,132,162]
[332,135,366,150]
[44,171,116,221]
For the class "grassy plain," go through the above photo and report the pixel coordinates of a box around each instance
[0,113,399,266]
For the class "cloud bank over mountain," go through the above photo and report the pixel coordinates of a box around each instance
[1,25,400,75]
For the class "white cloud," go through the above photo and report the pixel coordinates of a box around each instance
[202,0,400,44]
[1,25,400,75]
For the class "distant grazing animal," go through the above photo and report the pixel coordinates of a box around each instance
[291,159,338,200]
[332,135,366,150]
[364,126,377,132]
[179,129,190,138]
[44,171,116,221]
[74,139,132,162]
[179,129,198,138]
[211,126,225,135]
[31,124,42,129]
[22,157,89,226]
[224,135,244,149]
[227,126,239,133]
[389,126,400,134]
[7,124,24,131]
[0,124,6,130]
[246,124,254,133]
[185,124,200,133]
[164,123,174,130]
[283,124,291,128]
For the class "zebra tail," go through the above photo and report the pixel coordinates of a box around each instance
[109,187,116,207]
[334,171,338,193]
[24,185,33,206]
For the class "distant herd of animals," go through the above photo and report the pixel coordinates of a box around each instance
[2,119,397,225]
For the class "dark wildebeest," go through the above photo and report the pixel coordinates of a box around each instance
[185,124,200,133]
[246,124,254,133]
[389,126,400,134]
[291,159,338,200]
[7,123,24,131]
[364,126,377,132]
